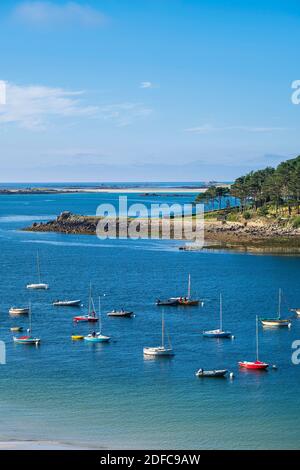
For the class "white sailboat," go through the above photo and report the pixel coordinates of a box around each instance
[203,293,232,338]
[26,252,49,290]
[84,297,110,343]
[260,289,291,327]
[13,302,41,345]
[143,310,174,357]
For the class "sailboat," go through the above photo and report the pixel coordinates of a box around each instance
[9,306,29,315]
[203,294,232,338]
[175,274,200,306]
[239,316,268,370]
[260,289,291,327]
[143,310,174,357]
[73,284,99,323]
[26,252,49,290]
[84,297,110,342]
[13,303,41,345]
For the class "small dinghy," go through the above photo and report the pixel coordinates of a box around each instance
[143,311,174,357]
[10,326,23,332]
[107,309,133,318]
[71,334,84,341]
[53,299,81,307]
[196,369,228,378]
[290,308,300,317]
[203,294,232,338]
[9,307,29,315]
[239,316,268,371]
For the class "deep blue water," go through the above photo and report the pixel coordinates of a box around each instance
[0,192,299,449]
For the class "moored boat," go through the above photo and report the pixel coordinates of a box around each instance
[9,307,29,315]
[71,334,84,340]
[203,293,232,338]
[84,332,110,343]
[73,284,98,323]
[84,296,111,343]
[13,303,40,346]
[10,326,23,332]
[143,311,174,357]
[53,299,81,307]
[107,309,133,318]
[156,298,179,306]
[177,274,200,306]
[196,369,228,378]
[260,289,291,327]
[239,316,268,370]
[26,252,49,290]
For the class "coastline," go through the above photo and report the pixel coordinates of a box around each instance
[22,211,300,254]
[0,186,210,195]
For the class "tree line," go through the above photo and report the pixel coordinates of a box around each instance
[196,155,300,214]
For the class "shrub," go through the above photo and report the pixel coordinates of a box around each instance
[243,211,251,220]
[292,216,300,228]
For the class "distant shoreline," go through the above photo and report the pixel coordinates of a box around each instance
[0,183,230,195]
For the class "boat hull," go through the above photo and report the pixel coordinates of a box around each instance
[178,299,199,306]
[84,334,110,343]
[73,316,98,323]
[203,330,232,338]
[156,299,179,306]
[26,283,49,290]
[143,347,174,357]
[260,319,291,327]
[13,336,40,345]
[9,308,29,315]
[107,311,133,318]
[196,369,228,378]
[71,335,84,340]
[239,361,268,370]
[53,300,81,307]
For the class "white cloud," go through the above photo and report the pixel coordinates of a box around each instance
[98,102,152,127]
[0,82,152,130]
[185,124,288,134]
[0,82,98,130]
[13,1,106,28]
[140,81,156,89]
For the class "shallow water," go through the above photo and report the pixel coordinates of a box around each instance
[0,192,299,449]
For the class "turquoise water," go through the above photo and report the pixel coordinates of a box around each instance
[0,192,299,449]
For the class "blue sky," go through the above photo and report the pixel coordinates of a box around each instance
[0,0,300,181]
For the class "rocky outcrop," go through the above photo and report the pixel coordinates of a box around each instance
[23,211,300,251]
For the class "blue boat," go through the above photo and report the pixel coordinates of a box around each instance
[203,294,232,339]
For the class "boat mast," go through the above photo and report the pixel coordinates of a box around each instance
[187,274,191,299]
[220,293,223,331]
[88,282,92,316]
[278,288,282,320]
[161,310,165,348]
[29,301,32,333]
[256,315,259,362]
[99,296,102,334]
[37,251,41,284]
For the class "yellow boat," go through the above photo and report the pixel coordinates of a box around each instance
[10,326,23,332]
[71,334,84,341]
